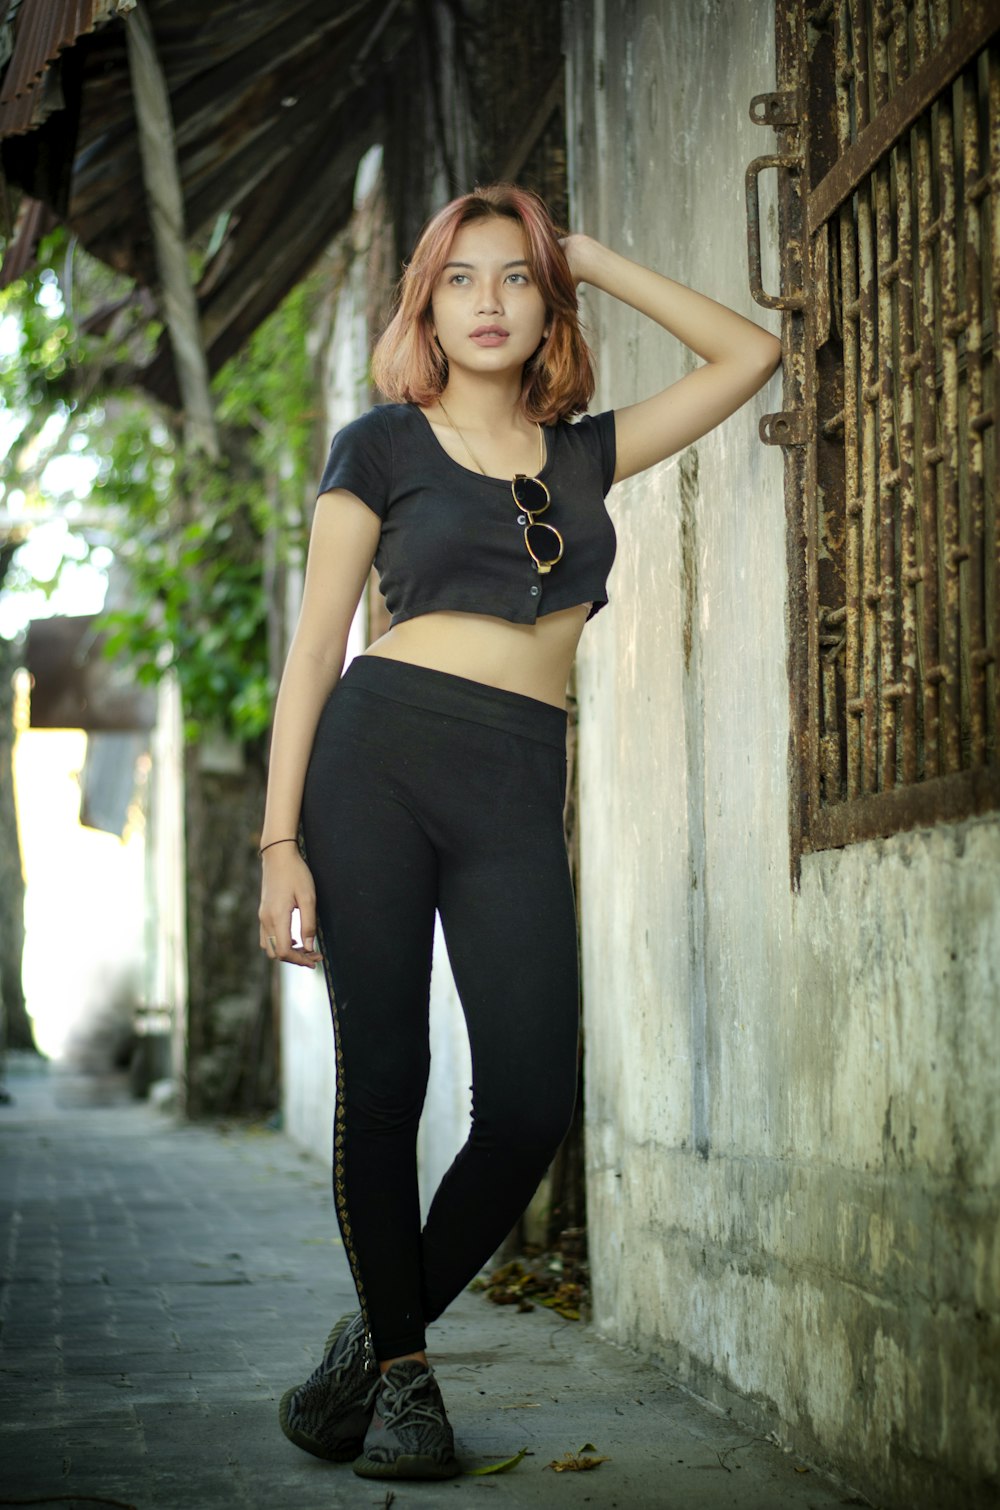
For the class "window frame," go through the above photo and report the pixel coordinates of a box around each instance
[750,0,1000,880]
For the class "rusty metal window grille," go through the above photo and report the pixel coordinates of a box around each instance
[748,0,1000,870]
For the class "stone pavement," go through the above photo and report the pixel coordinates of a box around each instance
[0,1058,860,1510]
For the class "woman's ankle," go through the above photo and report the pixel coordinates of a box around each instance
[379,1349,428,1375]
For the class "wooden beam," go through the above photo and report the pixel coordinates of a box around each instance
[124,3,217,456]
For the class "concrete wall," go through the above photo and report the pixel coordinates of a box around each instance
[566,3,1000,1506]
[148,671,187,1091]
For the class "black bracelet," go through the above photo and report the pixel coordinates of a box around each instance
[258,837,297,858]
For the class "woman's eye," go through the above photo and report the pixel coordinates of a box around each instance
[448,273,469,285]
[506,273,529,284]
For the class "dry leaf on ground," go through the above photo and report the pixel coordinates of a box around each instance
[469,1251,589,1320]
[547,1443,611,1472]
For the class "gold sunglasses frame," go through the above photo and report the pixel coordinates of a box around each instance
[511,474,564,576]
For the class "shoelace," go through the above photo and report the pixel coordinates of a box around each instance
[321,1316,366,1381]
[368,1369,447,1429]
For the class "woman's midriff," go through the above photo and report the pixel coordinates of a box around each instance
[361,604,590,709]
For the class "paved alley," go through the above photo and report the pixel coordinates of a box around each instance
[0,1058,859,1510]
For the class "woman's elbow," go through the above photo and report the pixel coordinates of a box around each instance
[740,334,783,398]
[758,332,783,379]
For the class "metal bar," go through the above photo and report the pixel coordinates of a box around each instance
[835,0,853,154]
[990,44,1000,760]
[809,3,850,815]
[962,62,988,768]
[807,1,1000,234]
[806,763,1000,849]
[875,188,902,785]
[833,0,861,801]
[936,83,963,773]
[849,0,872,134]
[913,0,931,71]
[892,0,915,90]
[915,105,942,778]
[891,13,922,785]
[932,0,952,51]
[858,175,881,794]
[872,2,899,790]
[872,0,892,115]
[821,631,844,798]
[841,195,864,798]
[813,221,850,809]
[781,0,816,882]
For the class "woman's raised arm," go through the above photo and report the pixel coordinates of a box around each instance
[562,234,782,482]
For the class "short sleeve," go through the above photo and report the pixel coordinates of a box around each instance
[316,408,392,519]
[570,410,617,495]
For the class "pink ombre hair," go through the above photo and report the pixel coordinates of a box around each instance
[371,184,595,425]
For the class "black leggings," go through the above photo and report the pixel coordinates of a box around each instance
[300,655,580,1359]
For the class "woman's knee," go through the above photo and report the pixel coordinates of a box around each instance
[476,1077,577,1164]
[342,1046,431,1133]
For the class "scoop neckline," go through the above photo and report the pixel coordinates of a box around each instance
[410,404,553,487]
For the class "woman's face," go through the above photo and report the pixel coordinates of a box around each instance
[429,216,549,380]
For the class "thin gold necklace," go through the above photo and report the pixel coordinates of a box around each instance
[437,398,543,478]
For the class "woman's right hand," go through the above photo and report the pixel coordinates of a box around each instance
[559,232,604,288]
[258,848,323,968]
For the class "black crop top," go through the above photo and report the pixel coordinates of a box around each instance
[316,403,617,627]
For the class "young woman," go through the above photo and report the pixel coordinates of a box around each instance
[259,184,781,1482]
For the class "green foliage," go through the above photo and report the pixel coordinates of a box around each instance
[1,263,76,413]
[1,230,327,744]
[97,438,274,745]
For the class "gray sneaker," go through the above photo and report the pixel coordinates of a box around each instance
[352,1359,461,1480]
[278,1311,375,1462]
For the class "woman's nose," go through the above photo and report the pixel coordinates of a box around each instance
[476,280,503,313]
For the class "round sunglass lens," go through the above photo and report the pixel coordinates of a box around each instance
[526,523,562,565]
[513,475,550,512]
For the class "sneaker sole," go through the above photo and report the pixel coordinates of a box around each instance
[278,1385,364,1463]
[352,1450,461,1481]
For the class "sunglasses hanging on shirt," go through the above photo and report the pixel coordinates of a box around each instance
[511,474,564,575]
[438,398,565,576]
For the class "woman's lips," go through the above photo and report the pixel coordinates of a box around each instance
[470,327,509,346]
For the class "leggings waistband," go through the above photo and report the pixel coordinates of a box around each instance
[338,655,568,750]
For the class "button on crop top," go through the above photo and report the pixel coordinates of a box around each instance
[316,403,617,627]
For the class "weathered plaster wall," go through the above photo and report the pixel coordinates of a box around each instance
[567,3,1000,1506]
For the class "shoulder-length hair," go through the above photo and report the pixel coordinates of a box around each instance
[371,184,595,425]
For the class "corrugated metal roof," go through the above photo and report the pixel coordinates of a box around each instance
[0,0,561,410]
[0,0,132,137]
[0,0,409,403]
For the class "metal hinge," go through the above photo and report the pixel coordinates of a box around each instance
[759,411,807,446]
[748,89,801,128]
